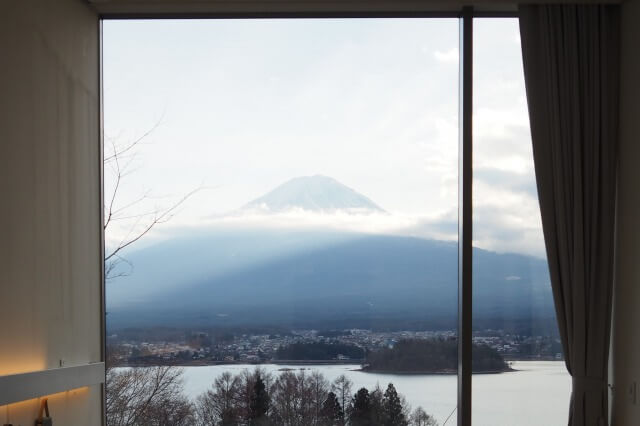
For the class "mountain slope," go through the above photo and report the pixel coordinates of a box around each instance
[106,230,554,331]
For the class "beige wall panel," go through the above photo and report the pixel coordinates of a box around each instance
[0,0,102,424]
[613,0,640,425]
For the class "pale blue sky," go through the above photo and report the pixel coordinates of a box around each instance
[103,18,543,257]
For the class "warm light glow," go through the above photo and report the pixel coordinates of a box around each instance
[0,356,47,376]
[0,387,90,423]
[1,386,90,406]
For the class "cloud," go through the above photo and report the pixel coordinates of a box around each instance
[474,167,538,199]
[472,202,546,258]
[434,47,459,63]
[210,209,458,240]
[107,200,546,260]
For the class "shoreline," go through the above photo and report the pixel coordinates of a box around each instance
[121,359,364,368]
[116,360,517,374]
[359,367,515,375]
[118,357,560,369]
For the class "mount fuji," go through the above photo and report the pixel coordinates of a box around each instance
[241,175,385,214]
[106,176,556,334]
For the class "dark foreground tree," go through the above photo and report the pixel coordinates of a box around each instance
[383,383,409,426]
[320,391,343,426]
[248,373,270,425]
[369,385,385,425]
[349,387,372,426]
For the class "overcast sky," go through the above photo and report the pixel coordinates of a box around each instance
[103,18,545,258]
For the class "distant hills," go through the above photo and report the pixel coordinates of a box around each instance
[106,176,556,335]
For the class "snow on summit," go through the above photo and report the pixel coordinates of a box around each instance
[242,175,385,214]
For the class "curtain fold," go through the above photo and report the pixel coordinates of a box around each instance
[518,5,619,426]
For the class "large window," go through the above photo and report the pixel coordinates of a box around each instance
[102,15,569,426]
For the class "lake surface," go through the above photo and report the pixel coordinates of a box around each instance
[180,361,570,426]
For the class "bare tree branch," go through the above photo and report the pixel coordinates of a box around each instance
[104,117,163,164]
[106,366,194,426]
[104,121,202,280]
[104,139,123,232]
[110,189,153,218]
[105,186,202,264]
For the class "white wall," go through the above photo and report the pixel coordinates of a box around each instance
[612,0,640,424]
[0,0,102,425]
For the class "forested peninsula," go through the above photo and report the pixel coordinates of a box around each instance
[363,339,511,374]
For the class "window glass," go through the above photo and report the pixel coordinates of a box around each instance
[104,19,459,425]
[472,18,571,426]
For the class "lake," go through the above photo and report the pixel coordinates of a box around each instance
[179,361,571,425]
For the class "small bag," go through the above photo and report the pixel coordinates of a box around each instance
[35,398,52,426]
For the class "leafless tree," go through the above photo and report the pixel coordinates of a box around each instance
[194,371,242,425]
[268,369,330,426]
[331,374,353,426]
[144,393,195,426]
[295,370,314,424]
[103,124,201,280]
[105,366,194,426]
[269,370,293,425]
[193,391,219,426]
[309,370,330,424]
[270,370,305,426]
[410,406,439,426]
[400,394,413,426]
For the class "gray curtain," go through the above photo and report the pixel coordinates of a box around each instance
[519,5,619,426]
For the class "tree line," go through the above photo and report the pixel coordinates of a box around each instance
[106,366,439,426]
[364,339,508,373]
[276,342,365,361]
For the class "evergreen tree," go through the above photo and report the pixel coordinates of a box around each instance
[383,383,408,426]
[220,409,238,426]
[319,391,343,426]
[349,388,372,426]
[248,374,270,426]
